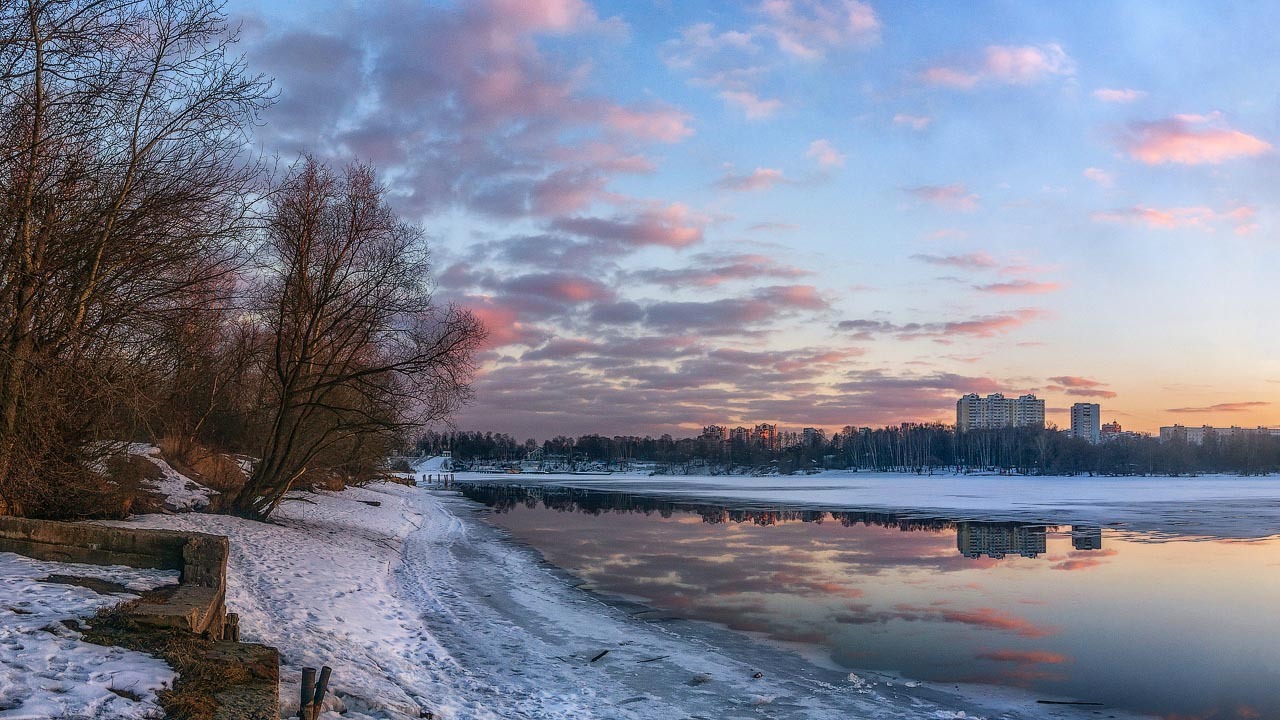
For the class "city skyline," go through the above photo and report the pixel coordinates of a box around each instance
[230,0,1280,437]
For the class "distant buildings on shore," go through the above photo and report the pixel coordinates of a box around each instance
[697,395,1277,448]
[702,423,783,450]
[956,393,1045,431]
[1157,424,1280,445]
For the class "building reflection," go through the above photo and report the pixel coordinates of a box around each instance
[1071,525,1103,550]
[956,522,1048,559]
[458,481,1108,563]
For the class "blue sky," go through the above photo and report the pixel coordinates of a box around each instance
[229,0,1280,437]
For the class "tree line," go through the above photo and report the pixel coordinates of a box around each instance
[425,425,1280,477]
[0,1,483,519]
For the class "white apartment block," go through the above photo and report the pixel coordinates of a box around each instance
[1070,403,1101,444]
[956,393,1046,431]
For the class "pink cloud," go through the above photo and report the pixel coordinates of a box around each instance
[940,608,1055,637]
[976,650,1068,664]
[632,253,810,288]
[1092,87,1145,103]
[527,170,610,215]
[838,309,1043,340]
[1047,376,1116,399]
[757,0,881,58]
[906,184,980,212]
[485,0,601,34]
[466,296,550,349]
[1048,549,1118,571]
[1122,114,1271,165]
[806,139,846,167]
[503,273,614,303]
[552,203,705,248]
[755,284,830,310]
[974,280,1062,295]
[254,0,699,229]
[719,89,783,119]
[716,167,787,191]
[911,252,1000,270]
[893,113,932,130]
[521,338,599,360]
[663,2,876,121]
[921,66,978,89]
[605,105,694,143]
[895,604,1057,638]
[982,44,1074,84]
[1082,167,1113,187]
[942,309,1042,337]
[1092,204,1257,233]
[660,23,757,71]
[922,43,1074,89]
[1167,401,1270,413]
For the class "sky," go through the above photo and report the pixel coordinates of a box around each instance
[230,0,1280,438]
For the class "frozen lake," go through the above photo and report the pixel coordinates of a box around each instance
[458,473,1280,719]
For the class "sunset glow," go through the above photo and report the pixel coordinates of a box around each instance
[235,0,1280,437]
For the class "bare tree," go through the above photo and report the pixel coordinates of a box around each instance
[0,0,270,516]
[230,160,483,519]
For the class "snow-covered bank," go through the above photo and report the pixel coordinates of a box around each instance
[0,554,178,719]
[124,482,1146,719]
[461,471,1280,539]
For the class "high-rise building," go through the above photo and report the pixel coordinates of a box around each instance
[802,427,825,446]
[1070,403,1101,444]
[956,393,1045,431]
[700,425,729,442]
[752,423,779,450]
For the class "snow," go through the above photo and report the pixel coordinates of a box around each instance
[0,553,179,719]
[459,471,1280,539]
[121,482,1147,719]
[412,455,452,474]
[126,443,217,511]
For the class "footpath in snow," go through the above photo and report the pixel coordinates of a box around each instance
[125,480,1146,720]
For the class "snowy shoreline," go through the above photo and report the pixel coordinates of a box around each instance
[112,481,1147,719]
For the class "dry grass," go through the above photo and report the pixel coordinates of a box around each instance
[83,596,269,720]
[156,436,249,512]
[102,455,167,517]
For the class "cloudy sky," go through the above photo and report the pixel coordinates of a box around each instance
[233,0,1280,438]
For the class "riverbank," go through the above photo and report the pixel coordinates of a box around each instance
[118,481,1143,719]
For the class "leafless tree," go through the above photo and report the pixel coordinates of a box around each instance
[230,160,484,519]
[0,0,270,516]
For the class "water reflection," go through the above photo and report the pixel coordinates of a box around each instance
[459,481,1280,720]
[461,481,1103,563]
[957,523,1049,559]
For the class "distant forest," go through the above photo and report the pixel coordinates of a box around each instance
[416,425,1280,476]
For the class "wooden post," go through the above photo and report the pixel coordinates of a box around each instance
[224,612,240,642]
[300,667,315,719]
[313,665,332,712]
